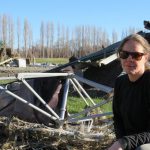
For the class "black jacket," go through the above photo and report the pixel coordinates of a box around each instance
[113,70,150,150]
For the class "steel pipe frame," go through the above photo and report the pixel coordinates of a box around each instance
[74,75,113,93]
[69,79,90,106]
[72,77,96,105]
[0,72,113,126]
[17,72,72,80]
[60,78,70,119]
[68,112,113,123]
[67,96,113,123]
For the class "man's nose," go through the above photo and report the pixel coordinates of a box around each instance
[127,55,133,60]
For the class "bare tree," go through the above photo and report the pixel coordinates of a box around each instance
[75,26,82,57]
[101,29,110,49]
[128,27,138,35]
[65,27,69,57]
[96,27,103,51]
[0,15,127,59]
[121,29,128,39]
[23,18,29,58]
[86,26,92,53]
[112,30,118,44]
[0,15,2,41]
[56,23,60,57]
[70,30,76,56]
[91,26,97,52]
[8,15,14,52]
[28,23,33,59]
[81,25,85,55]
[40,21,45,58]
[17,17,21,53]
[60,25,65,57]
[46,22,50,58]
[50,22,54,58]
[2,14,7,59]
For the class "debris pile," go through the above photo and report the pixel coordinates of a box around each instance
[0,116,114,150]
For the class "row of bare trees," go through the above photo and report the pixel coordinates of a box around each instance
[0,14,139,59]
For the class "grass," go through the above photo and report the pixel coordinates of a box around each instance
[67,96,112,114]
[0,79,17,85]
[35,58,68,64]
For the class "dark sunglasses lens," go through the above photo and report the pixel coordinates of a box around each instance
[132,53,143,60]
[119,51,129,59]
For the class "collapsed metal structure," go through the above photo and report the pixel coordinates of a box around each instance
[0,23,150,135]
[0,72,113,128]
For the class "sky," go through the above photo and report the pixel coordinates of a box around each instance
[0,0,150,43]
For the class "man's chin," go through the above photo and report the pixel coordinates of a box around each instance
[126,70,137,75]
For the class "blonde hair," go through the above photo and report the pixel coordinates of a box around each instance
[118,34,150,54]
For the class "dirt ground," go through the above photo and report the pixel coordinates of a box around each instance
[0,66,53,77]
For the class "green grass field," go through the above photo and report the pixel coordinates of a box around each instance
[35,58,68,64]
[67,96,112,114]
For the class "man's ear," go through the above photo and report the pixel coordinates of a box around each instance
[145,53,149,61]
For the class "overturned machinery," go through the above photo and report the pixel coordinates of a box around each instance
[0,24,150,149]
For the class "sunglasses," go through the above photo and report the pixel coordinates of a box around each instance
[119,50,145,61]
